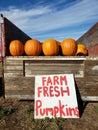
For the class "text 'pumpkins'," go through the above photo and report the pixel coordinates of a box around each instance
[42,39,59,56]
[9,40,24,56]
[24,39,42,56]
[61,38,77,56]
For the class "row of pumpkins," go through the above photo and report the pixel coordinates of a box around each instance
[9,38,88,56]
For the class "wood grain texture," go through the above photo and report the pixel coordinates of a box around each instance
[4,77,98,101]
[3,56,98,101]
[84,60,98,76]
[25,60,84,77]
[0,62,2,77]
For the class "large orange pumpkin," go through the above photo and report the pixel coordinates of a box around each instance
[42,39,59,56]
[24,39,42,56]
[9,40,24,56]
[61,38,77,56]
[76,43,88,56]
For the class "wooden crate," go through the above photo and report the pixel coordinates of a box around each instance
[3,56,98,101]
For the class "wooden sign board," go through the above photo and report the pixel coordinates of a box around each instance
[34,74,79,119]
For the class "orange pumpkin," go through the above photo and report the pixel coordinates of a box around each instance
[61,38,77,56]
[42,39,59,56]
[9,40,24,56]
[24,39,42,56]
[76,44,88,56]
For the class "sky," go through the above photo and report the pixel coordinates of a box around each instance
[0,0,98,42]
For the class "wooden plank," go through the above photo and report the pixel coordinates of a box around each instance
[5,93,98,101]
[85,60,98,76]
[5,91,34,100]
[81,96,98,101]
[4,77,34,99]
[3,57,85,78]
[0,77,2,96]
[4,60,23,65]
[25,60,84,77]
[4,56,98,61]
[3,56,98,101]
[4,77,98,101]
[76,77,98,97]
[4,66,23,70]
[5,77,35,90]
[4,71,23,77]
[4,59,23,66]
[25,70,83,78]
[4,59,23,77]
[5,56,86,61]
[24,59,84,64]
[0,62,2,77]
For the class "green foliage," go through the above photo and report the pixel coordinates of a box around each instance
[94,106,98,113]
[31,117,65,130]
[23,107,66,130]
[0,106,14,119]
[24,107,34,115]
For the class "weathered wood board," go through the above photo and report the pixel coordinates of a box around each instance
[0,62,2,77]
[3,56,98,101]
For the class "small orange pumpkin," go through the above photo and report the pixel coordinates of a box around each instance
[42,39,59,56]
[61,38,77,56]
[76,44,88,56]
[24,39,42,56]
[9,40,24,56]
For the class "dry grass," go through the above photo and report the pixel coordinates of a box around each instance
[0,97,98,130]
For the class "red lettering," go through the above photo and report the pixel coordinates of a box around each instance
[64,105,79,117]
[65,104,70,116]
[74,107,79,117]
[53,106,59,117]
[47,76,52,85]
[43,87,49,97]
[40,108,45,116]
[53,76,59,85]
[60,76,68,85]
[54,86,60,97]
[61,86,70,96]
[37,85,70,97]
[49,86,54,97]
[35,100,79,118]
[38,87,42,97]
[59,100,65,117]
[36,100,42,116]
[68,106,79,117]
[69,107,76,116]
[46,108,53,116]
[42,77,46,86]
[42,75,68,86]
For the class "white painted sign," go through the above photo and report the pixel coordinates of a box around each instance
[34,74,79,119]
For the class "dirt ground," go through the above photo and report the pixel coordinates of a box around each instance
[0,96,98,130]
